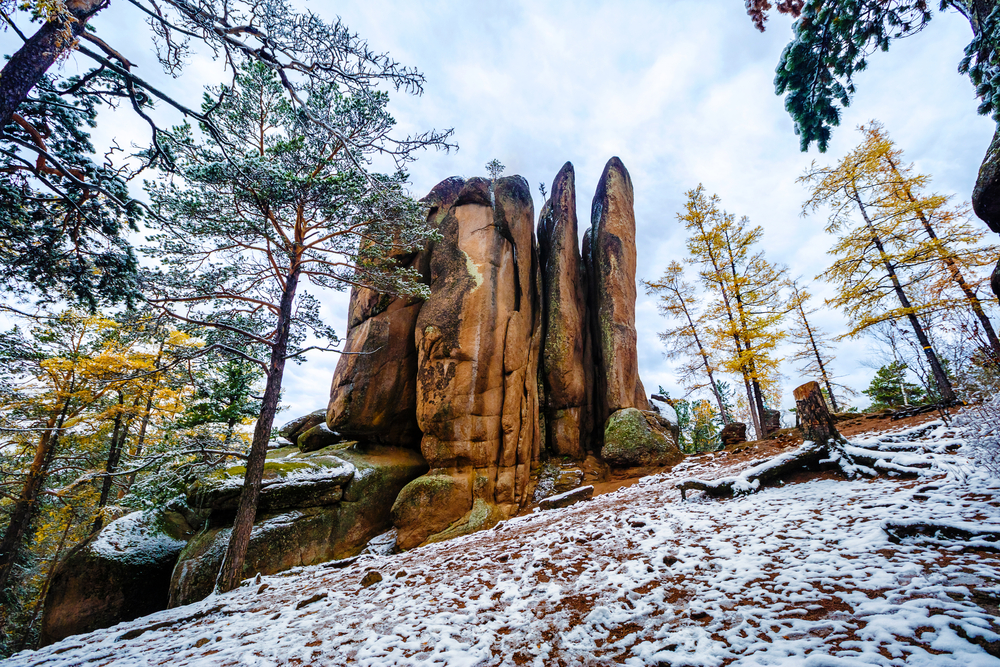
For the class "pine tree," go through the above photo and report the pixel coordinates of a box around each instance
[747,1,995,151]
[801,128,959,403]
[863,361,926,411]
[788,279,849,412]
[0,75,141,307]
[143,62,437,594]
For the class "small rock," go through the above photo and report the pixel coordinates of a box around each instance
[295,593,327,610]
[360,570,383,588]
[256,584,268,595]
[663,554,682,567]
[538,485,594,510]
[690,609,711,621]
[194,638,211,648]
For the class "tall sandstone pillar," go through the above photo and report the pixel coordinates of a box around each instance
[585,157,649,436]
[537,162,594,458]
[391,176,542,550]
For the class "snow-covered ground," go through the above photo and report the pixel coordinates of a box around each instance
[9,421,1000,666]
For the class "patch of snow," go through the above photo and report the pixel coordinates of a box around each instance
[10,420,1000,666]
[90,511,185,565]
[649,397,678,427]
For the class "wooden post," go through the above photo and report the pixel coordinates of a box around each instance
[793,381,841,446]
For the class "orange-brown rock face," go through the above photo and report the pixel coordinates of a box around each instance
[326,248,432,447]
[393,176,542,549]
[538,163,593,458]
[586,157,649,432]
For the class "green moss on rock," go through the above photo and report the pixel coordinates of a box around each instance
[600,408,683,468]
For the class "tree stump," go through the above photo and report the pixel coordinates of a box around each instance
[793,381,842,446]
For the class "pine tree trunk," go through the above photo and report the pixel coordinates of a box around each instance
[852,189,957,403]
[0,406,69,602]
[0,0,106,129]
[215,264,300,594]
[124,342,165,493]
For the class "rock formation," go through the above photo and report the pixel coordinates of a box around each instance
[41,506,196,645]
[600,407,682,467]
[170,442,426,605]
[537,163,594,459]
[393,176,542,550]
[720,422,748,448]
[325,245,430,447]
[44,159,684,643]
[585,157,649,432]
[42,441,427,634]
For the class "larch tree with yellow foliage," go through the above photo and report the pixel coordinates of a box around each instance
[860,122,1000,363]
[679,185,788,439]
[798,123,996,404]
[0,313,146,604]
[643,261,730,423]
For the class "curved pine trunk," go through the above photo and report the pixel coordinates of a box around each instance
[215,265,300,594]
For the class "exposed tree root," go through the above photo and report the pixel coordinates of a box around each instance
[882,520,1000,549]
[677,381,948,501]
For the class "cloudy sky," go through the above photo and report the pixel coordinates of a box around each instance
[10,0,995,422]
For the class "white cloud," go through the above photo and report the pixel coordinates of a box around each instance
[4,1,993,419]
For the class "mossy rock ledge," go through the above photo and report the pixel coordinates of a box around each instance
[43,442,428,639]
[600,407,684,468]
[170,442,427,606]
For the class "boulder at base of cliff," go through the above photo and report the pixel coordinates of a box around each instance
[390,472,473,551]
[277,409,327,442]
[600,407,684,468]
[297,422,343,453]
[41,507,195,645]
[170,443,427,606]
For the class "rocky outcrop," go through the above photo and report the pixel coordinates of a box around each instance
[41,506,197,645]
[278,409,326,443]
[325,247,430,447]
[537,163,593,459]
[392,175,542,550]
[585,157,649,433]
[600,407,683,468]
[324,161,667,551]
[171,443,427,605]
